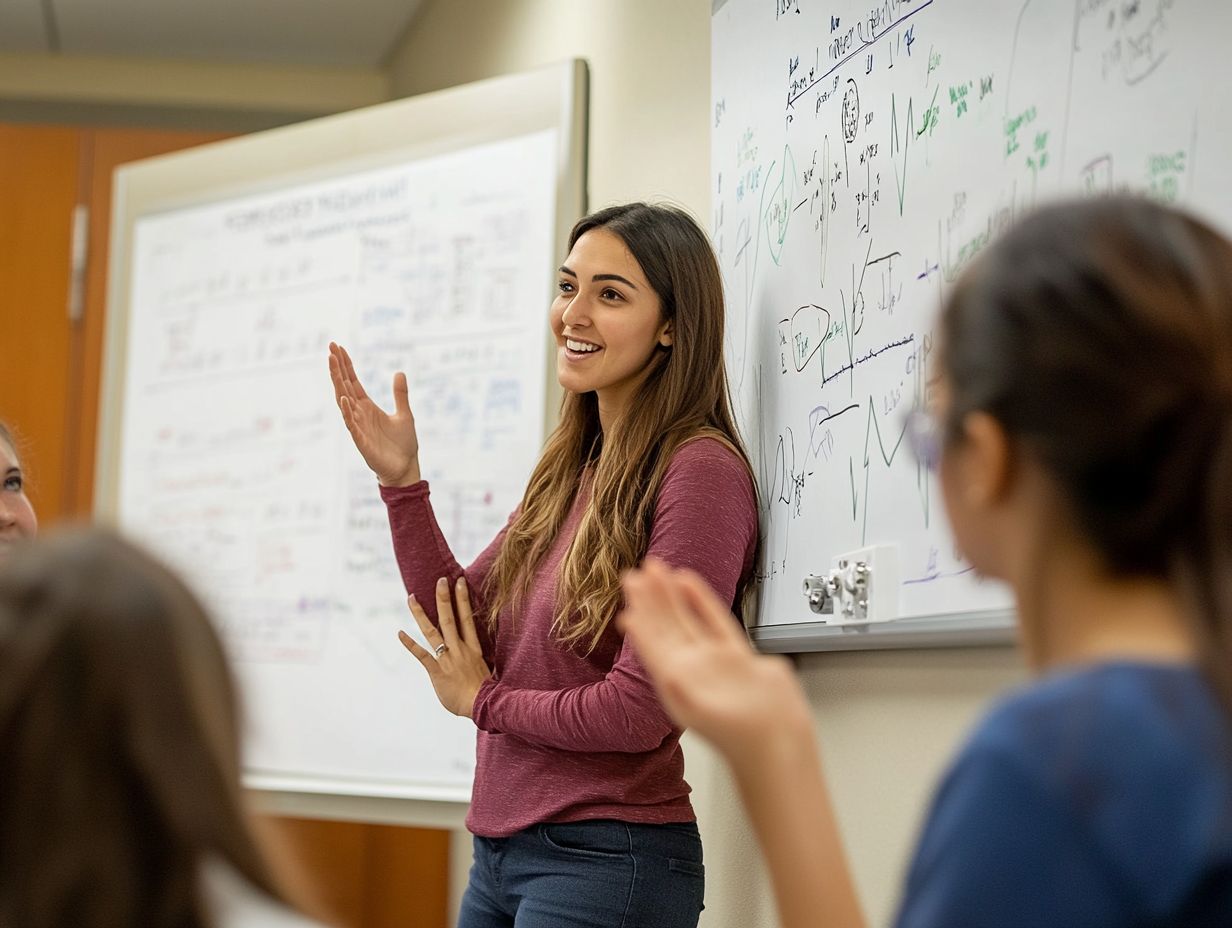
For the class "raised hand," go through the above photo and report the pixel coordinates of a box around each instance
[619,559,812,769]
[328,342,421,487]
[399,576,492,718]
[622,562,865,928]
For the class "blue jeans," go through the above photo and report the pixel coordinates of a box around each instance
[457,820,705,928]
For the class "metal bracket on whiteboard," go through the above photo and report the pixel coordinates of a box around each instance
[802,572,840,615]
[801,545,897,626]
[780,545,1016,651]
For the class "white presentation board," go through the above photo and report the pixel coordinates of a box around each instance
[98,62,587,809]
[712,0,1232,649]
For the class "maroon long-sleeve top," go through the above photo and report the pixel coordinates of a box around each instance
[380,437,759,837]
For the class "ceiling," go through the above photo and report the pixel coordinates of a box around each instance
[0,0,426,68]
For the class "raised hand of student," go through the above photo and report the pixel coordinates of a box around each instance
[399,577,492,718]
[621,559,866,928]
[619,558,812,768]
[328,341,421,487]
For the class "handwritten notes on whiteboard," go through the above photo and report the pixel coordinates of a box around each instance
[713,0,1232,628]
[117,131,557,789]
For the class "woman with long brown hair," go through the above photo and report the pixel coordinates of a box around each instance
[621,196,1232,928]
[0,529,324,928]
[329,202,759,927]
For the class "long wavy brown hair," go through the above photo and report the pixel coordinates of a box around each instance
[485,203,755,653]
[0,529,304,927]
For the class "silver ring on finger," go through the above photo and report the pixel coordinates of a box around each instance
[434,642,449,658]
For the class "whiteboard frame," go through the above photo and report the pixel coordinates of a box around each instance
[94,60,588,822]
[749,610,1016,654]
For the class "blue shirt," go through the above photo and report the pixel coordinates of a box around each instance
[896,663,1232,928]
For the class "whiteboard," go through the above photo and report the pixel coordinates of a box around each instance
[711,0,1232,649]
[97,62,587,807]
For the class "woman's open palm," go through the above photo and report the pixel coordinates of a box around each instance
[328,342,421,487]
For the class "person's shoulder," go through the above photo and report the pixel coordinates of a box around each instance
[659,434,756,510]
[664,433,752,483]
[912,664,1232,927]
[981,662,1221,747]
[654,435,758,535]
[961,662,1232,800]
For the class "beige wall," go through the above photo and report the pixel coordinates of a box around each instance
[386,0,712,215]
[389,3,1026,927]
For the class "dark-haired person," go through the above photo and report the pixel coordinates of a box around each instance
[620,196,1232,928]
[0,421,37,559]
[329,203,759,927]
[0,530,327,928]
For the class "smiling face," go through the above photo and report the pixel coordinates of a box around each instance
[551,229,673,425]
[0,437,37,557]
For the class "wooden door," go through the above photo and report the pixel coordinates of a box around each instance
[0,124,83,521]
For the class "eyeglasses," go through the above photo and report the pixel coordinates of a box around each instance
[903,408,941,471]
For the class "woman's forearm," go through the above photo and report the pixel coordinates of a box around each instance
[729,722,867,928]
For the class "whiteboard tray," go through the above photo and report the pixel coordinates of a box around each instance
[751,609,1015,653]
